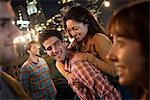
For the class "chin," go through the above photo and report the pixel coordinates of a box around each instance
[119,78,131,86]
[57,58,64,62]
[119,79,125,85]
[56,56,65,62]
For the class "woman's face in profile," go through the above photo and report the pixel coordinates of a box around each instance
[107,35,145,86]
[66,19,88,42]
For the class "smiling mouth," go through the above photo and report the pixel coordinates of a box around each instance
[117,71,123,77]
[116,65,125,76]
[55,51,62,59]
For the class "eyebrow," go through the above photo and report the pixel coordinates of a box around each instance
[67,24,80,29]
[0,16,16,20]
[0,18,10,21]
[46,40,60,49]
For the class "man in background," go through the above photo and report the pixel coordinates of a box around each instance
[20,40,57,99]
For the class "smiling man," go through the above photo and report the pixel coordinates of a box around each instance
[39,29,121,100]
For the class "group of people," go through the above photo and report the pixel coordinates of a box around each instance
[0,0,149,100]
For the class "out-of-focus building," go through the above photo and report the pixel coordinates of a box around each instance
[26,0,47,32]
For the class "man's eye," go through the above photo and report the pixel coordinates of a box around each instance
[0,22,7,27]
[0,20,13,28]
[55,41,61,46]
[46,46,52,51]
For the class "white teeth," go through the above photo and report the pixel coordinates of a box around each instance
[68,37,74,43]
[55,51,62,58]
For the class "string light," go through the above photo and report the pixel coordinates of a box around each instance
[104,0,110,7]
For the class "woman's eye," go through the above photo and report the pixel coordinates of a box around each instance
[116,41,124,48]
[68,30,71,33]
[73,26,79,30]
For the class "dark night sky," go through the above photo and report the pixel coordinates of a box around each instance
[11,0,129,27]
[12,0,60,18]
[39,0,60,18]
[11,0,88,19]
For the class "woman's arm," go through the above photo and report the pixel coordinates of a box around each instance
[93,33,117,76]
[55,61,72,80]
[72,52,117,77]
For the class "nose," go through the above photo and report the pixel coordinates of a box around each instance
[9,24,20,39]
[106,47,118,62]
[70,30,77,38]
[52,46,58,56]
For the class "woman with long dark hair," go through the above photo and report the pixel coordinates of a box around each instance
[56,6,117,79]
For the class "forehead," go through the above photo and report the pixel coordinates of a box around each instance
[113,34,125,40]
[0,2,15,19]
[30,43,38,47]
[66,20,80,27]
[43,36,61,47]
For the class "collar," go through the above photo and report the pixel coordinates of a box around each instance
[28,57,39,64]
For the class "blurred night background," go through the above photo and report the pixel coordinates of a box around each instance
[11,0,132,53]
[7,0,136,84]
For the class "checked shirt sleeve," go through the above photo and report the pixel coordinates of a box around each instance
[20,64,30,94]
[72,61,121,100]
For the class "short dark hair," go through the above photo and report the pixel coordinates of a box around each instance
[38,29,63,49]
[0,0,11,2]
[25,40,38,51]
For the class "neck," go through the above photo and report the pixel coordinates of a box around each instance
[142,77,149,92]
[140,80,150,99]
[143,86,149,97]
[141,89,149,100]
[29,55,39,63]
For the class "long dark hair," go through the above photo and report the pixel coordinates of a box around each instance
[63,6,106,40]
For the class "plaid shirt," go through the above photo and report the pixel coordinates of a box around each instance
[65,52,121,100]
[20,57,56,99]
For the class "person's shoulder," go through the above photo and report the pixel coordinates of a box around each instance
[93,33,110,40]
[1,72,29,99]
[70,52,82,64]
[92,33,112,44]
[21,60,30,69]
[38,57,46,62]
